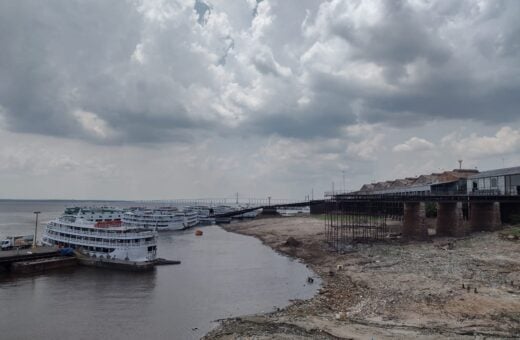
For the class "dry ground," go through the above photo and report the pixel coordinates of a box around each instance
[203,217,520,340]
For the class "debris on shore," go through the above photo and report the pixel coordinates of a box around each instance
[284,236,301,247]
[204,217,520,339]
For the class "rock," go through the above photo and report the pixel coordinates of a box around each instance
[284,237,301,247]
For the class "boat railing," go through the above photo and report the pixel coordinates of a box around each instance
[46,234,156,247]
[46,224,156,239]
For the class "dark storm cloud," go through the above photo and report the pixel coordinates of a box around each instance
[194,0,211,25]
[246,102,356,139]
[0,0,143,141]
[301,0,520,128]
[0,0,223,145]
[0,0,519,146]
[330,1,451,71]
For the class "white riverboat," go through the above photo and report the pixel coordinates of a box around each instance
[42,207,157,262]
[123,207,199,231]
[184,205,215,225]
[183,209,199,228]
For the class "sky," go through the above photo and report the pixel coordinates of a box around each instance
[0,0,519,200]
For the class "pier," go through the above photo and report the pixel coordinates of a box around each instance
[324,193,520,249]
[212,201,315,218]
[0,246,71,273]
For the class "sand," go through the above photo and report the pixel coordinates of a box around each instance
[203,216,520,339]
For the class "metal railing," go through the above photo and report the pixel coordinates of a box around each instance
[46,224,156,239]
[44,233,156,248]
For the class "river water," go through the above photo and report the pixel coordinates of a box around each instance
[0,200,320,339]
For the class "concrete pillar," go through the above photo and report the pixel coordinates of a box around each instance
[403,202,428,240]
[469,202,501,231]
[436,202,468,237]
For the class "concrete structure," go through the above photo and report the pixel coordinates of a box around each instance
[469,202,501,231]
[325,166,520,248]
[402,202,428,240]
[436,202,467,237]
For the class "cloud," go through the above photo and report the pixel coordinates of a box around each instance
[0,0,518,147]
[393,137,434,152]
[0,0,520,200]
[347,133,385,160]
[442,126,520,159]
[300,0,520,126]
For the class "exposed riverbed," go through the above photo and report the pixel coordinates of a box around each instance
[206,217,520,339]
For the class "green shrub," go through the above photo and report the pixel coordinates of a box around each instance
[425,202,437,218]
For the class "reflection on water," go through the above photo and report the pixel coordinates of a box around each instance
[0,201,320,339]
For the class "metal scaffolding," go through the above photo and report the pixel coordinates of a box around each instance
[325,199,402,250]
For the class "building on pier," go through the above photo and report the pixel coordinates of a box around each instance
[356,169,478,195]
[467,166,520,195]
[353,166,520,196]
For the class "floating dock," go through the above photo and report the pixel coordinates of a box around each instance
[0,246,74,273]
[11,257,77,274]
[1,247,180,274]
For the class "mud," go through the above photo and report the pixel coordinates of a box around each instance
[203,217,520,339]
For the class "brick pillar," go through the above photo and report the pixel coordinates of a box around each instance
[469,202,501,231]
[436,202,468,237]
[403,202,428,240]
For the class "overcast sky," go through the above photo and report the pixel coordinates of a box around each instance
[1,0,519,200]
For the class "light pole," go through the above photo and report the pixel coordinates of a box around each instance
[33,211,41,248]
[342,170,346,193]
[268,196,271,206]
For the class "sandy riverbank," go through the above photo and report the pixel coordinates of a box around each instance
[203,216,520,339]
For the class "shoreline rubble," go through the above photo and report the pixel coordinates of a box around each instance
[203,216,520,339]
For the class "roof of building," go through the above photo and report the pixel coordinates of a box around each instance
[469,166,520,179]
[359,169,478,193]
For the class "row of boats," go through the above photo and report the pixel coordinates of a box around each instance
[40,205,309,265]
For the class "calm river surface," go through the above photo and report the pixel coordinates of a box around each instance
[0,200,320,339]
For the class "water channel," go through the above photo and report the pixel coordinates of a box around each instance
[0,200,320,339]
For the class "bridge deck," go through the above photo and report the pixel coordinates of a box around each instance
[332,194,520,202]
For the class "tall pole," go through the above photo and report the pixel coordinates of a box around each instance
[342,170,346,193]
[268,196,271,206]
[33,211,40,248]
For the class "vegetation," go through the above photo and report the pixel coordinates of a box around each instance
[500,225,520,240]
[425,202,437,218]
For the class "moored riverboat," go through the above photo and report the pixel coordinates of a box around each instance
[42,207,157,263]
[123,207,199,231]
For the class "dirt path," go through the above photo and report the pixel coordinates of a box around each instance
[203,217,520,339]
